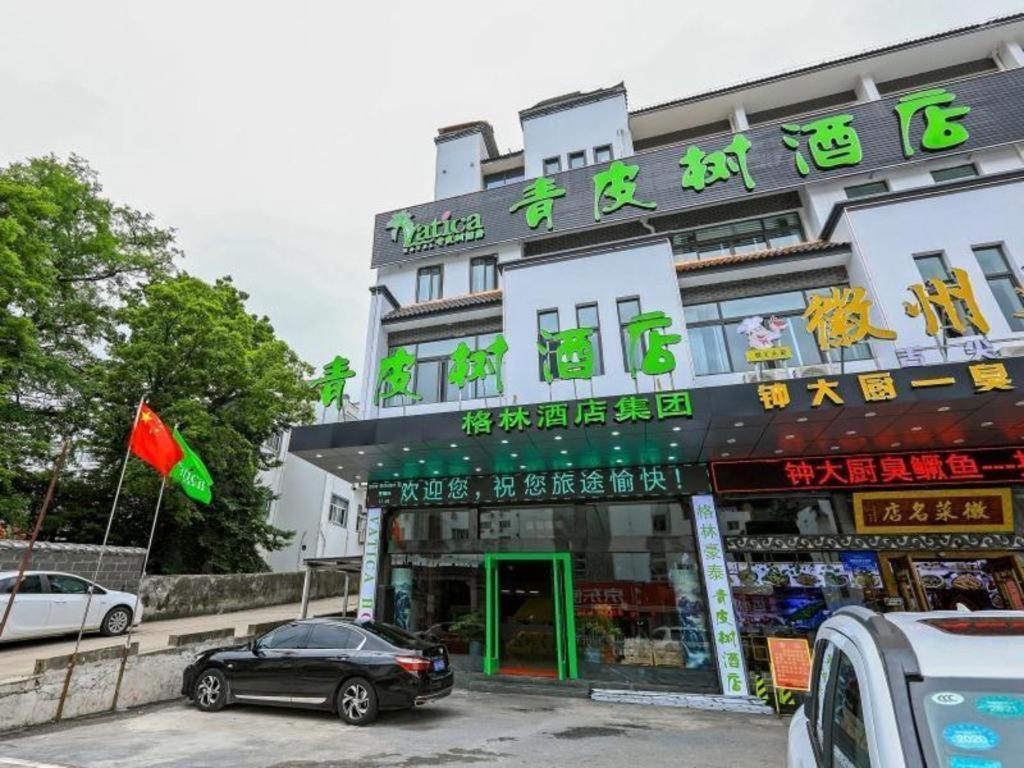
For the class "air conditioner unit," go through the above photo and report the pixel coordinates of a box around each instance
[741,368,790,384]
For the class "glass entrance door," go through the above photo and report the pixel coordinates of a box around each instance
[483,553,577,680]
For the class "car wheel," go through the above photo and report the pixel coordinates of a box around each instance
[193,669,229,712]
[100,606,132,636]
[337,677,379,726]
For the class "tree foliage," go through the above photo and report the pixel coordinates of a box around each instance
[0,156,315,572]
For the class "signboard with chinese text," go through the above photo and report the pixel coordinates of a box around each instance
[692,494,749,697]
[766,637,813,692]
[853,488,1014,534]
[711,447,1024,494]
[368,463,708,508]
[746,346,792,363]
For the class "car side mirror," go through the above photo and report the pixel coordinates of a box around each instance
[249,638,263,654]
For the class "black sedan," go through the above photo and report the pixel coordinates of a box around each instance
[181,618,453,725]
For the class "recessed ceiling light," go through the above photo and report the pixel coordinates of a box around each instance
[463,456,470,461]
[500,439,509,444]
[774,449,783,455]
[357,450,365,455]
[845,430,857,436]
[402,447,410,452]
[554,435,562,441]
[615,458,623,464]
[670,442,679,447]
[721,452,731,458]
[475,467,482,472]
[613,445,621,451]
[726,438,736,444]
[336,465,343,470]
[891,441,902,448]
[797,417,808,423]
[566,462,573,467]
[449,443,458,448]
[668,455,676,461]
[937,406,950,412]
[911,426,923,432]
[519,464,526,470]
[560,449,568,455]
[392,472,399,477]
[433,470,439,475]
[672,426,682,432]
[510,452,518,458]
[785,434,796,440]
[981,421,994,427]
[734,421,745,428]
[315,453,323,458]
[830,445,840,451]
[611,430,620,436]
[953,438,964,444]
[355,474,361,479]
[1016,400,1024,407]
[864,411,876,418]
[376,461,383,467]
[418,459,426,464]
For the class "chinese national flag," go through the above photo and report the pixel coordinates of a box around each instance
[129,404,184,476]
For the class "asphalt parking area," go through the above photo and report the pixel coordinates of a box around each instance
[0,689,788,768]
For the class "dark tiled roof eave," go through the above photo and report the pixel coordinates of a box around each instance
[382,289,503,322]
[675,240,850,273]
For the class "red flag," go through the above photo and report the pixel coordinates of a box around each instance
[129,404,184,476]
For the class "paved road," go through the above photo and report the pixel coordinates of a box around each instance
[0,689,788,768]
[0,597,347,683]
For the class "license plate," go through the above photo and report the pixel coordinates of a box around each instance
[432,659,446,672]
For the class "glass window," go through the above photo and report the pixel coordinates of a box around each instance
[470,256,497,293]
[416,266,442,302]
[483,168,525,189]
[414,360,442,404]
[616,297,643,372]
[328,494,348,526]
[543,156,561,175]
[670,213,804,260]
[830,652,872,767]
[914,253,951,283]
[973,245,1024,331]
[931,163,977,183]
[357,505,367,544]
[305,623,359,650]
[48,575,90,594]
[844,181,889,199]
[384,333,501,407]
[391,509,473,544]
[0,575,43,594]
[261,623,310,649]
[568,151,586,170]
[593,145,613,163]
[537,309,560,381]
[688,326,731,375]
[575,303,603,376]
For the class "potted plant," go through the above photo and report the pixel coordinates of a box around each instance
[450,611,485,657]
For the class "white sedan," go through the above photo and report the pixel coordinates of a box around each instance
[788,607,1024,767]
[0,570,142,642]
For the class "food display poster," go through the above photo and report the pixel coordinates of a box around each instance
[728,561,882,590]
[766,637,813,692]
[839,551,884,589]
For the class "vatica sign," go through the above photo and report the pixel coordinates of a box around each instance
[384,209,485,255]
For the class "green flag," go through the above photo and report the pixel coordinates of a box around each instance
[169,428,213,505]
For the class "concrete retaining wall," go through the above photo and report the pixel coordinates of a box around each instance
[0,541,146,592]
[0,628,239,733]
[139,570,350,621]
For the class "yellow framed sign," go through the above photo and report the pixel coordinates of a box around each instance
[745,346,793,363]
[853,488,1014,534]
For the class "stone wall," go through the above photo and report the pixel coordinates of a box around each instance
[0,541,146,592]
[139,570,350,621]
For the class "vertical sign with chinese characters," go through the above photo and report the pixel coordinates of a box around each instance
[357,507,382,621]
[692,494,749,697]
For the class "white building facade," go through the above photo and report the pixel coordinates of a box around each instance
[291,15,1024,705]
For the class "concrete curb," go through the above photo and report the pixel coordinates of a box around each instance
[591,689,775,715]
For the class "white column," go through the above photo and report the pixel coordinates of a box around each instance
[997,40,1024,69]
[729,105,749,132]
[299,565,312,619]
[692,494,749,697]
[855,74,880,103]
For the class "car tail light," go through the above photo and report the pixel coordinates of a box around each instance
[395,655,431,673]
[923,617,1024,636]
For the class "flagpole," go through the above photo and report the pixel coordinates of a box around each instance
[111,472,167,710]
[55,395,145,723]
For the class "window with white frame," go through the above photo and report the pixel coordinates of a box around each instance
[973,244,1024,332]
[328,494,348,526]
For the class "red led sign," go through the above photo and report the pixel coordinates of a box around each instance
[710,446,1024,493]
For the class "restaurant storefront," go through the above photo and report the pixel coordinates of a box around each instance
[291,357,1024,699]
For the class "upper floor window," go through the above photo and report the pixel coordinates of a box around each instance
[568,151,586,170]
[384,333,502,407]
[543,156,562,175]
[973,244,1024,331]
[470,256,498,293]
[537,309,560,381]
[616,297,644,372]
[575,303,604,376]
[684,284,871,376]
[671,213,804,261]
[593,145,613,164]
[913,253,962,339]
[416,265,443,303]
[328,494,348,526]
[483,167,525,189]
[844,181,889,200]
[931,163,977,183]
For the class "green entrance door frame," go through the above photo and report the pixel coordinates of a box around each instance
[483,552,578,680]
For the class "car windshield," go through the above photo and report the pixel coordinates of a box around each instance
[910,677,1024,767]
[359,621,422,648]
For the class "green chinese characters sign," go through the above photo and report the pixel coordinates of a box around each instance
[373,71,1016,268]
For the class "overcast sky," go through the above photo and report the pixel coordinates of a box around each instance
[2,1,1021,395]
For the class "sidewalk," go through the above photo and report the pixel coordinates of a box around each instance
[0,595,348,683]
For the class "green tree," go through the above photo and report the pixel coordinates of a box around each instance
[0,155,176,525]
[48,275,315,573]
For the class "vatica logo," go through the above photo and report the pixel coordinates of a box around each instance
[385,209,485,254]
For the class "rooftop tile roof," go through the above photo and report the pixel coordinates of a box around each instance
[675,240,850,272]
[382,289,503,322]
